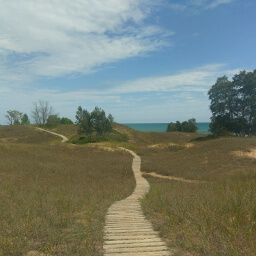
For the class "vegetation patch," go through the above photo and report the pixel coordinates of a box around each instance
[70,136,108,144]
[69,127,129,145]
[190,134,218,142]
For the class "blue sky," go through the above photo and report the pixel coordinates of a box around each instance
[0,0,255,124]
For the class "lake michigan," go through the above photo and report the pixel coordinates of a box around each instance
[123,122,210,134]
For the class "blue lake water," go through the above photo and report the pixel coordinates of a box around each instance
[123,123,210,134]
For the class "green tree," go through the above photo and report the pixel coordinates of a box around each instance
[91,107,112,138]
[60,117,73,125]
[21,114,30,125]
[5,110,23,125]
[75,106,94,139]
[166,122,177,132]
[46,115,61,127]
[75,106,113,139]
[167,118,198,133]
[175,121,182,131]
[208,70,256,135]
[183,118,198,133]
[108,114,114,123]
[81,110,94,139]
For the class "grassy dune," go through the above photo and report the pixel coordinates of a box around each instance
[0,126,135,255]
[104,124,256,255]
[140,136,256,255]
[1,124,256,255]
[142,136,256,181]
[0,125,60,144]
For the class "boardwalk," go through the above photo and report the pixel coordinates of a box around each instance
[104,148,172,256]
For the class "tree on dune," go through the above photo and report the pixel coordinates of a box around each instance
[208,70,256,136]
[31,100,54,125]
[5,110,23,125]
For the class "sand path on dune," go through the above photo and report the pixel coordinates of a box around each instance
[103,147,172,255]
[142,172,204,184]
[36,128,68,142]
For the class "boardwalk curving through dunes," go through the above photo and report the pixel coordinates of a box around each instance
[104,148,172,256]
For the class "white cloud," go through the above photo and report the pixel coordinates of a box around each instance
[110,64,240,94]
[206,0,233,9]
[0,63,243,124]
[167,0,234,11]
[0,0,172,81]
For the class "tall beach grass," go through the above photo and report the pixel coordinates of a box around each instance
[0,140,135,255]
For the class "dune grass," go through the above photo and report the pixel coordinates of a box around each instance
[0,125,59,144]
[1,123,256,255]
[141,172,256,255]
[140,136,256,255]
[95,124,256,255]
[47,124,78,139]
[109,125,256,255]
[142,136,256,181]
[0,133,135,255]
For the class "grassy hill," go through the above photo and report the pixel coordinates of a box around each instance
[1,124,256,255]
[0,125,135,255]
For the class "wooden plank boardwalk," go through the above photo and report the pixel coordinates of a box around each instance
[104,148,172,256]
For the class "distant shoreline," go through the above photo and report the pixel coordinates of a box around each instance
[123,122,210,134]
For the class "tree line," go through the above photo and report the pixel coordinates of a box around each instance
[4,69,256,137]
[4,100,114,139]
[166,118,198,133]
[167,69,256,136]
[5,100,73,127]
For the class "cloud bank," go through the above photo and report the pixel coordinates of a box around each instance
[0,0,171,81]
[0,63,241,123]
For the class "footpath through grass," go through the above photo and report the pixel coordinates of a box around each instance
[0,127,135,255]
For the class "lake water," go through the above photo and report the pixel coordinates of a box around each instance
[123,122,210,134]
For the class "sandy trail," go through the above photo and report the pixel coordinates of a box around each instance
[36,128,68,142]
[232,148,256,159]
[103,147,172,255]
[142,172,204,184]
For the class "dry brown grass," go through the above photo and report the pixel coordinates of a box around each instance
[142,136,256,181]
[96,124,256,254]
[139,135,256,255]
[0,126,135,256]
[2,123,256,255]
[112,123,202,155]
[106,125,256,255]
[0,125,59,144]
[141,172,256,255]
[48,125,78,139]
